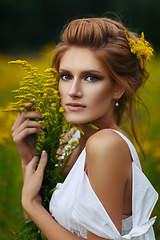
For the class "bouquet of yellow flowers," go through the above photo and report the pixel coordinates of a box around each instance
[4,60,79,239]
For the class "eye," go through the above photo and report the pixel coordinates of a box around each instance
[85,75,100,82]
[60,74,72,81]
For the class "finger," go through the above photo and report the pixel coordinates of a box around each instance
[25,155,40,177]
[36,151,48,175]
[31,155,40,169]
[31,105,35,111]
[20,107,35,112]
[12,120,43,138]
[26,102,34,108]
[12,111,43,132]
[20,103,34,112]
[20,107,26,111]
[25,100,36,109]
[20,111,44,121]
[12,127,42,145]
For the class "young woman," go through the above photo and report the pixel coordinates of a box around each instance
[12,17,158,239]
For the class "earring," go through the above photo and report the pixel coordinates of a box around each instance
[115,97,119,107]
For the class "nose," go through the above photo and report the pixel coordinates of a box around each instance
[68,79,83,98]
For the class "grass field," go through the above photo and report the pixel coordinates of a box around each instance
[0,47,160,239]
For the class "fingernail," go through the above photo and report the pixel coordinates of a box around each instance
[41,150,47,158]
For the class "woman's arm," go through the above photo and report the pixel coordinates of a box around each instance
[22,151,108,240]
[22,151,80,240]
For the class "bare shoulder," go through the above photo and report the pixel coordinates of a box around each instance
[85,129,132,183]
[86,129,132,167]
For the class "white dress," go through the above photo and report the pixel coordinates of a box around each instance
[49,129,158,239]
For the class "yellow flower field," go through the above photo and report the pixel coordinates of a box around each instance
[0,46,160,239]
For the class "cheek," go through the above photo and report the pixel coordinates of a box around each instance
[90,85,114,107]
[58,80,71,96]
[58,82,65,106]
[58,81,65,98]
[58,81,62,95]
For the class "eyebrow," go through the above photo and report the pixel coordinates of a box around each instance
[59,68,102,75]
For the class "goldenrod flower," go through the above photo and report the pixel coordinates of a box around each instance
[51,103,56,108]
[86,122,99,130]
[74,125,84,135]
[3,59,97,239]
[124,31,154,69]
[42,112,50,118]
[59,107,64,113]
[69,140,79,149]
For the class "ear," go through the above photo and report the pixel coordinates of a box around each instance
[113,84,125,100]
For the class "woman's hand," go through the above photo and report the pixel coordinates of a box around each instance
[22,151,48,210]
[12,103,44,170]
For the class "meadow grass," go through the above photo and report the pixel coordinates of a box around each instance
[0,47,159,239]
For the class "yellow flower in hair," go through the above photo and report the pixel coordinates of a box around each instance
[124,31,154,69]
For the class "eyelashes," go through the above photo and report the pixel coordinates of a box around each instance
[60,73,102,82]
[85,75,101,82]
[60,74,72,81]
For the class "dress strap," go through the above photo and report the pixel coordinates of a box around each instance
[109,129,142,170]
[70,129,142,170]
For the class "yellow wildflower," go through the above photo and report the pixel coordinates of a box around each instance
[37,107,43,112]
[74,125,84,135]
[86,122,99,130]
[53,89,59,94]
[38,101,44,107]
[69,140,79,148]
[15,95,26,99]
[69,140,79,145]
[42,112,50,118]
[124,31,154,69]
[51,103,56,108]
[51,103,56,111]
[59,107,64,113]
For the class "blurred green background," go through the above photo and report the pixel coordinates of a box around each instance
[0,0,160,239]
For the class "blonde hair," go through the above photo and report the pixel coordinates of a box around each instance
[52,17,152,157]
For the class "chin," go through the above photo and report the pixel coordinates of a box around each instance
[64,116,87,125]
[64,112,98,126]
[66,119,86,125]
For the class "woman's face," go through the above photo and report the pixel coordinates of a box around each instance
[58,47,118,128]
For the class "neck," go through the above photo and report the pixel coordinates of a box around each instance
[79,119,118,147]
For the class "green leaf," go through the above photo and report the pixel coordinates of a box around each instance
[19,221,34,234]
[23,228,37,240]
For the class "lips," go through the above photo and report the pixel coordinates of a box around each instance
[66,102,86,111]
